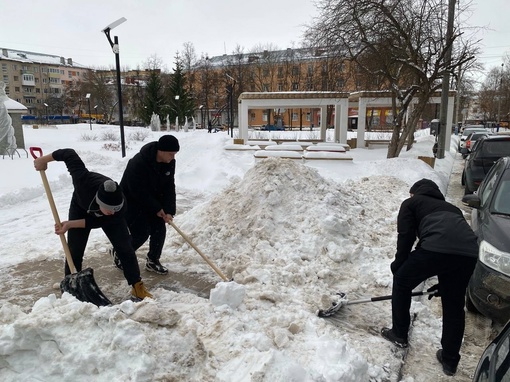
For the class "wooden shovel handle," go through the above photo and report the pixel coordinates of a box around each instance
[168,220,228,281]
[30,147,77,273]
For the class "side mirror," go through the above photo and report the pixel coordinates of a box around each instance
[462,193,481,209]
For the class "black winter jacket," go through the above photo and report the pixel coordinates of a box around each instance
[120,141,176,217]
[52,148,126,228]
[394,181,479,268]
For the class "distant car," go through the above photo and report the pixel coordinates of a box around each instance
[462,135,510,194]
[459,126,489,151]
[461,131,492,159]
[462,156,510,324]
[472,319,510,381]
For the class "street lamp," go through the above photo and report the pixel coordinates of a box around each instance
[102,17,127,157]
[175,95,180,131]
[226,73,236,138]
[43,103,48,125]
[94,105,98,123]
[199,105,204,129]
[85,93,92,130]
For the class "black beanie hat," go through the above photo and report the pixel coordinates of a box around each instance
[409,178,439,194]
[157,135,180,152]
[96,180,124,211]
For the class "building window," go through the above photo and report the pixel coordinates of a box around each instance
[4,86,9,94]
[2,75,8,82]
[36,88,40,93]
[277,67,283,78]
[22,65,29,71]
[13,76,19,81]
[25,98,34,104]
[250,112,255,121]
[15,87,20,92]
[306,113,311,122]
[12,64,17,70]
[262,84,269,92]
[263,68,269,77]
[292,113,298,121]
[262,113,268,122]
[277,83,283,91]
[292,66,299,76]
[292,83,299,91]
[1,63,7,72]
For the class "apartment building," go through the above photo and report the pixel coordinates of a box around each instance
[188,47,377,129]
[0,48,90,119]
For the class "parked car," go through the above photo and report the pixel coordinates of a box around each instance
[462,135,510,194]
[461,131,492,159]
[459,126,489,151]
[462,156,510,324]
[472,319,510,381]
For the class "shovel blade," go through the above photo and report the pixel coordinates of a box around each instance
[60,267,112,307]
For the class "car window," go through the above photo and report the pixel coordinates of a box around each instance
[481,141,510,157]
[479,161,504,206]
[493,180,510,215]
[494,333,510,380]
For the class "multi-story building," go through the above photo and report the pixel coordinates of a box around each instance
[1,48,90,121]
[188,47,382,129]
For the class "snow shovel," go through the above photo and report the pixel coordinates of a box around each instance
[30,147,112,306]
[317,289,439,317]
[168,220,229,281]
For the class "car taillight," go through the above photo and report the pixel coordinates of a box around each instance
[467,141,471,149]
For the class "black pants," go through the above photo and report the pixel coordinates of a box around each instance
[127,211,166,262]
[391,248,477,367]
[66,201,141,286]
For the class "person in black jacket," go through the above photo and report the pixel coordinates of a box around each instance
[381,179,478,376]
[33,148,152,300]
[113,135,179,275]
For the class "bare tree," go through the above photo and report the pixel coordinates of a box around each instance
[305,0,479,158]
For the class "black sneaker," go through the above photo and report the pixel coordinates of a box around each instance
[436,349,457,376]
[108,247,123,270]
[381,327,408,348]
[145,258,168,274]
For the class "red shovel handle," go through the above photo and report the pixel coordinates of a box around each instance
[30,146,43,159]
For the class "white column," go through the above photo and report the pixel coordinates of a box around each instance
[239,101,249,141]
[335,99,349,143]
[320,106,328,141]
[357,98,367,148]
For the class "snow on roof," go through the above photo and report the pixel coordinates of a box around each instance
[0,47,89,69]
[3,98,28,111]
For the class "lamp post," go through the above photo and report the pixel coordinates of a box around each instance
[102,17,127,157]
[94,105,98,123]
[199,105,204,129]
[226,73,236,138]
[498,63,504,131]
[43,103,48,125]
[175,95,180,131]
[85,93,92,130]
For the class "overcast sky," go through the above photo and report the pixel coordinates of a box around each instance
[1,0,509,80]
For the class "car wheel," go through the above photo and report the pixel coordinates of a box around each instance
[466,291,480,314]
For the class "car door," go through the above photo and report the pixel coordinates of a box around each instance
[472,160,505,233]
[472,320,510,381]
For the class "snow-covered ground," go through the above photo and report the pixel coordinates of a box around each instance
[0,124,490,381]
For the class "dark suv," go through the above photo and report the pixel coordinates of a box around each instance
[462,157,510,324]
[462,135,510,194]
